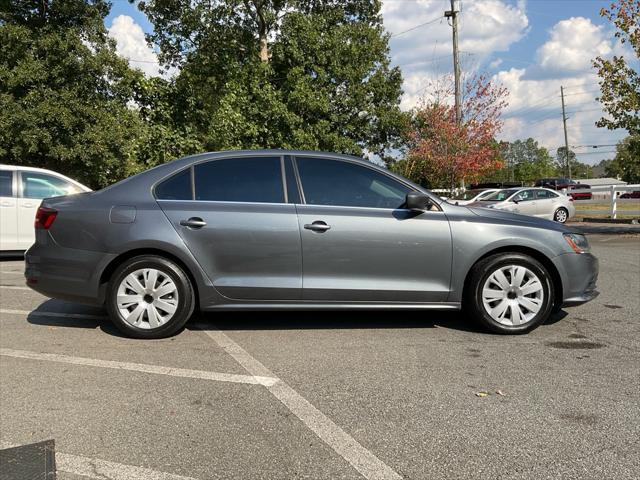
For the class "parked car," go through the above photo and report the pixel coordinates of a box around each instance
[24,151,598,338]
[0,165,91,252]
[469,187,575,223]
[620,190,640,199]
[448,188,499,206]
[535,177,592,200]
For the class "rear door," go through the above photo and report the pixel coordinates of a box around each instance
[17,171,82,249]
[294,156,452,302]
[157,155,302,301]
[0,170,18,250]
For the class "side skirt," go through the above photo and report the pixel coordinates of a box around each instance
[202,302,461,311]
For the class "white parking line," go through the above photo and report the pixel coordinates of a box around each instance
[199,327,402,480]
[0,285,31,290]
[0,348,278,387]
[0,270,22,275]
[1,442,198,480]
[0,308,105,320]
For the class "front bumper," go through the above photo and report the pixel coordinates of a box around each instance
[552,252,599,308]
[24,239,115,305]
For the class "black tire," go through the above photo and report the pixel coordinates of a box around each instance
[106,255,195,339]
[554,207,569,223]
[464,253,554,334]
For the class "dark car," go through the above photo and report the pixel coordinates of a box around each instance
[25,150,599,338]
[535,178,592,200]
[620,190,640,199]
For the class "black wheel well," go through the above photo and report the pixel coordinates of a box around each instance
[463,246,563,308]
[99,248,200,305]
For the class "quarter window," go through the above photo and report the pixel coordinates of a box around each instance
[194,157,284,203]
[0,171,12,197]
[21,172,81,199]
[296,157,411,209]
[156,168,192,200]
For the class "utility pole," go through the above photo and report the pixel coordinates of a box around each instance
[560,85,572,180]
[445,0,462,125]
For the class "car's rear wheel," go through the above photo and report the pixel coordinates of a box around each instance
[465,253,554,334]
[554,207,568,223]
[106,255,195,339]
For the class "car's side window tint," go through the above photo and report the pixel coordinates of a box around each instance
[156,168,193,200]
[536,190,556,199]
[194,157,284,203]
[0,171,13,197]
[296,157,411,209]
[517,190,536,202]
[21,172,80,199]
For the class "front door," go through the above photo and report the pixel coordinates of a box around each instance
[511,189,538,217]
[157,156,302,301]
[294,156,452,302]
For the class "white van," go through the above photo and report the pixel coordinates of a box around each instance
[0,165,91,252]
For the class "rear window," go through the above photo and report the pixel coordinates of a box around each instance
[0,170,12,197]
[155,168,193,200]
[194,157,284,203]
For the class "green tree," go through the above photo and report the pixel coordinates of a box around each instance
[605,135,640,182]
[137,0,406,162]
[555,147,593,179]
[500,138,557,183]
[0,0,147,188]
[592,1,640,134]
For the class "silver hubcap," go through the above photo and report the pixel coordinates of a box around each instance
[482,265,544,326]
[116,269,179,330]
[555,209,567,222]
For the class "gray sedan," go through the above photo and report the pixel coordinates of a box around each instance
[25,151,598,338]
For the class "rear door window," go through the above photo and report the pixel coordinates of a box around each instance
[21,172,81,199]
[194,157,284,203]
[156,168,193,200]
[0,171,13,197]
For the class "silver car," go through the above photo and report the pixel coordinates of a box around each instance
[470,187,576,223]
[25,151,598,338]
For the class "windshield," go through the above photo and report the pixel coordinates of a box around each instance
[451,189,486,200]
[483,188,519,202]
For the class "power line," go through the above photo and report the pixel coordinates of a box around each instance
[390,15,443,38]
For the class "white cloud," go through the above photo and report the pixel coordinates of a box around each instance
[382,0,529,110]
[108,15,163,77]
[492,16,629,164]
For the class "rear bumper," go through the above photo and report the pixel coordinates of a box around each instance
[552,252,599,308]
[24,240,115,305]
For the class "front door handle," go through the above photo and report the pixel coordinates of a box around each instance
[304,221,331,232]
[180,217,207,229]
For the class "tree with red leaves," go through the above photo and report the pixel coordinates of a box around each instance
[395,74,508,190]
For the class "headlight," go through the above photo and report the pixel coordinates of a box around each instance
[564,233,590,253]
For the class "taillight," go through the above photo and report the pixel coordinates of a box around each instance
[35,207,58,230]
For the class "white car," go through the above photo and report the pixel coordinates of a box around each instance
[0,165,91,252]
[448,188,499,205]
[469,187,575,223]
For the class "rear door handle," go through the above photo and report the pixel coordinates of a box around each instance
[304,221,331,232]
[180,217,207,229]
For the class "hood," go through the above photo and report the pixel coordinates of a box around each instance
[466,205,571,233]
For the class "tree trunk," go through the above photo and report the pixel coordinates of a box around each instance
[255,1,269,63]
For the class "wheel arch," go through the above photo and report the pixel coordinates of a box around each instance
[99,248,201,307]
[462,245,563,310]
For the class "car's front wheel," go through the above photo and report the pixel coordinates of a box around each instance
[106,255,195,339]
[465,253,554,334]
[554,207,569,223]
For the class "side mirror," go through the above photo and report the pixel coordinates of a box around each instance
[405,192,433,211]
[512,196,520,204]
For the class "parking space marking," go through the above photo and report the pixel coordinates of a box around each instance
[0,286,31,290]
[0,308,105,320]
[0,348,278,386]
[199,327,402,480]
[1,443,198,480]
[0,270,22,275]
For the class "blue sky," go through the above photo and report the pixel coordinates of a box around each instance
[105,0,637,168]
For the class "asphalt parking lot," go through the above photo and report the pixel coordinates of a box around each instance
[1,234,639,480]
